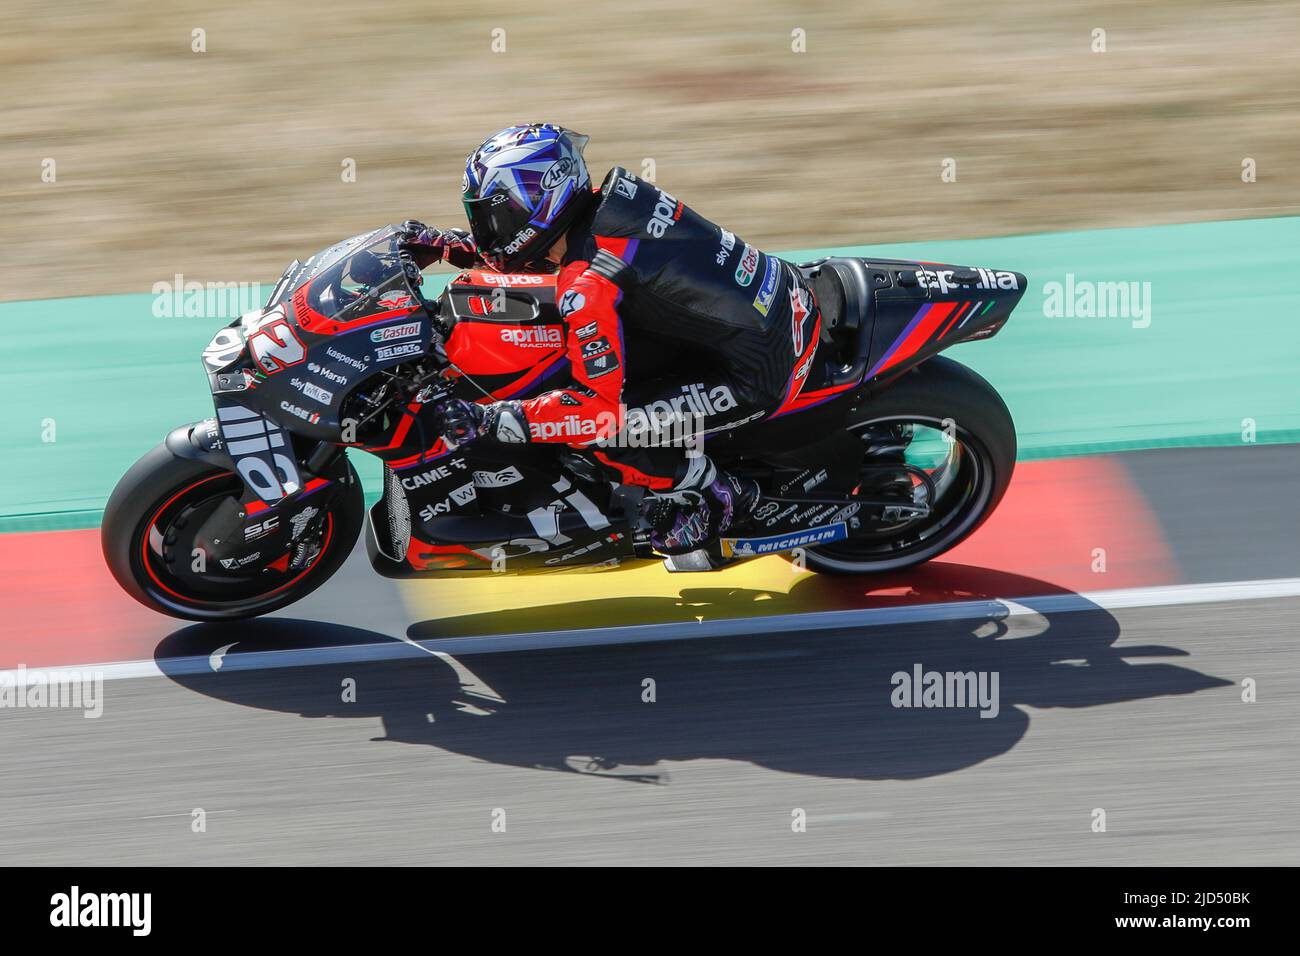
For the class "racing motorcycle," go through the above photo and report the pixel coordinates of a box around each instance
[102,226,1026,621]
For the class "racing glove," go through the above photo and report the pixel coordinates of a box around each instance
[430,398,530,446]
[399,220,481,269]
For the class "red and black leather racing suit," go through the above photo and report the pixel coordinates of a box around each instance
[510,167,822,490]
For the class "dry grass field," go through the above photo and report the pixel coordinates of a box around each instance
[2,0,1298,299]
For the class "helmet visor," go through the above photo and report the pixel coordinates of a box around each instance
[463,192,538,270]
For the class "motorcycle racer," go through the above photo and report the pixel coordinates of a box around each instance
[404,123,823,556]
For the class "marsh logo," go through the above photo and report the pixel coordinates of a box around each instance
[50,886,151,936]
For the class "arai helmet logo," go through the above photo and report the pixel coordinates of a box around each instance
[541,158,574,190]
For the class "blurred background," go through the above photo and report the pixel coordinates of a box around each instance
[3,0,1299,300]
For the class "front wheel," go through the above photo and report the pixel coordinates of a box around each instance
[804,356,1016,574]
[102,443,365,621]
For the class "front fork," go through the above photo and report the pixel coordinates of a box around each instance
[166,418,349,570]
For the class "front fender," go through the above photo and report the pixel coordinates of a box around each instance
[164,418,235,471]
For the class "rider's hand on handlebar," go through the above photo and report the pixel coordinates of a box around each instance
[430,397,487,447]
[399,220,480,270]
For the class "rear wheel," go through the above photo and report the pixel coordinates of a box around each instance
[804,357,1015,574]
[102,444,364,621]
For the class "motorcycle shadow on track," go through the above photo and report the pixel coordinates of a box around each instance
[155,564,1231,784]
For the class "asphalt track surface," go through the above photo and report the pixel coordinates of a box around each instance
[1,445,1296,865]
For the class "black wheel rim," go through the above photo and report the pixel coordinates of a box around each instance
[133,473,334,613]
[813,415,993,565]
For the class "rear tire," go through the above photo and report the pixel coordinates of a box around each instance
[804,356,1015,574]
[102,443,364,621]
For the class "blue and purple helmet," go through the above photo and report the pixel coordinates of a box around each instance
[462,123,592,271]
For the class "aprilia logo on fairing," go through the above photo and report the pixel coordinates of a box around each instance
[478,273,546,286]
[500,326,564,348]
[914,268,1019,295]
[645,188,683,238]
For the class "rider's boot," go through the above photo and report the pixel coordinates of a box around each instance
[644,456,759,569]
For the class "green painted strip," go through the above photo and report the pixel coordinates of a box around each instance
[1,216,1296,526]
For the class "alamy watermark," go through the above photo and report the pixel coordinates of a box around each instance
[891,663,1000,718]
[1042,273,1152,328]
[152,274,265,319]
[0,665,104,718]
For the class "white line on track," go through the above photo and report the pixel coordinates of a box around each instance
[6,576,1300,685]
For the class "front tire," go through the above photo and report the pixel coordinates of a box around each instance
[102,443,364,621]
[804,356,1016,574]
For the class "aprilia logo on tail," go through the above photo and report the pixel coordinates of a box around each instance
[914,268,1019,295]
